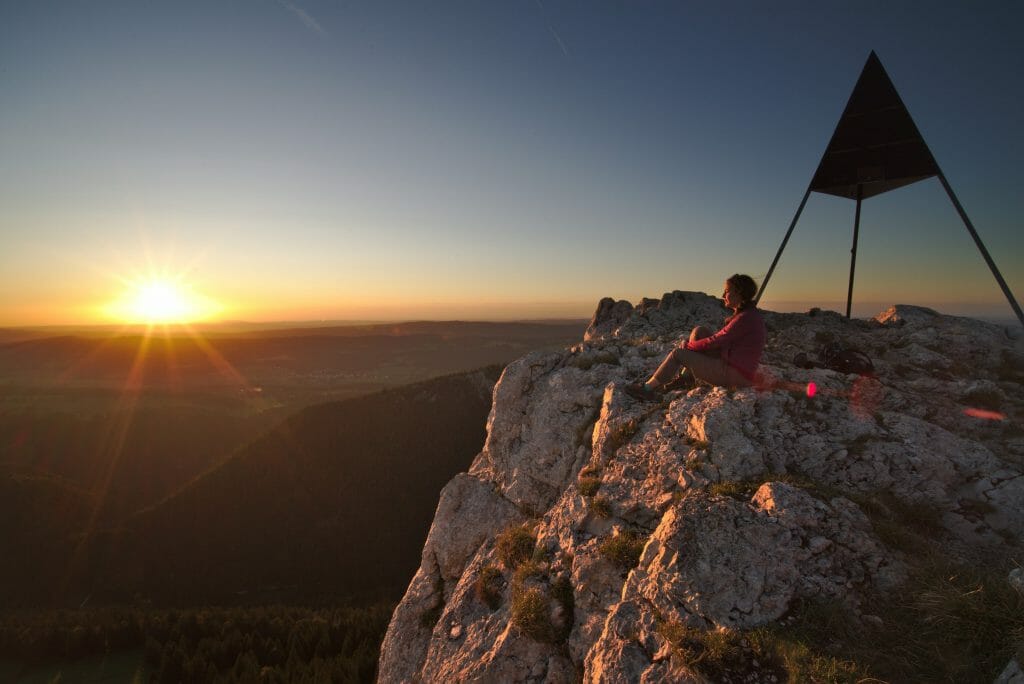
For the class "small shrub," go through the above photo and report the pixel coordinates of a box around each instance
[513,560,545,585]
[591,496,613,518]
[510,587,553,642]
[759,557,1024,682]
[496,524,536,569]
[598,530,646,569]
[474,565,504,610]
[657,620,787,681]
[709,480,757,500]
[578,476,602,497]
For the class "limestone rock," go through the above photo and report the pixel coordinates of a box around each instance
[378,297,1024,682]
[585,298,635,342]
[996,658,1024,684]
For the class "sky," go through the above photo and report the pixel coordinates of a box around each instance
[2,1,1023,326]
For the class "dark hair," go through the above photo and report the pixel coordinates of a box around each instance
[727,274,758,307]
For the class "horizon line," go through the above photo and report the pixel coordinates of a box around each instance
[3,303,1021,332]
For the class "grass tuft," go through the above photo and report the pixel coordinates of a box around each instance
[496,524,536,569]
[578,476,602,497]
[598,529,646,570]
[757,556,1024,682]
[510,587,553,642]
[657,620,788,682]
[513,560,545,585]
[709,480,758,500]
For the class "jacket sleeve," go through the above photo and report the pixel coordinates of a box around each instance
[685,313,745,353]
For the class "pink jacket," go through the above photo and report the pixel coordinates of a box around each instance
[685,307,767,380]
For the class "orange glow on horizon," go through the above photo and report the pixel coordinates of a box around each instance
[102,275,223,325]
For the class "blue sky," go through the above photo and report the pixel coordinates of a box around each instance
[2,1,1022,324]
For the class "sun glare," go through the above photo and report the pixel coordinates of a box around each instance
[106,277,221,325]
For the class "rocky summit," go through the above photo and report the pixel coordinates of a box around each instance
[378,292,1024,683]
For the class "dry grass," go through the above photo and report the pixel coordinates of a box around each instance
[496,524,536,569]
[657,619,789,682]
[510,587,552,642]
[578,476,602,497]
[708,480,759,501]
[671,471,1022,681]
[756,555,1024,682]
[598,530,646,569]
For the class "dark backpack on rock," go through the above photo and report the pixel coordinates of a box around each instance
[793,342,875,376]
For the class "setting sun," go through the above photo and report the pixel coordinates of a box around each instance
[104,277,221,325]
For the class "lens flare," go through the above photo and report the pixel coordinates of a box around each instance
[963,407,1006,421]
[806,381,817,398]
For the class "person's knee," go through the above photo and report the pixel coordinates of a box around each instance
[690,325,713,343]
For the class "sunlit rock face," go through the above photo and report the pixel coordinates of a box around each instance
[378,293,1024,683]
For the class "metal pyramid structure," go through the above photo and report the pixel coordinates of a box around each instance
[810,52,939,200]
[756,51,1022,325]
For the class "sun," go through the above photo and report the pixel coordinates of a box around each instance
[105,276,221,325]
[130,280,191,323]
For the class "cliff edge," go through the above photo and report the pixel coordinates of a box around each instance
[379,292,1024,682]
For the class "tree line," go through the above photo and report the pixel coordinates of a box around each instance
[0,603,392,683]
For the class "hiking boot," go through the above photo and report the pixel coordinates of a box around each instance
[623,382,662,402]
[662,371,696,392]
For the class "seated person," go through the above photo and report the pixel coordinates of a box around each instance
[626,274,766,399]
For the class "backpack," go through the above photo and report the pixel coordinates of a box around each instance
[793,342,875,376]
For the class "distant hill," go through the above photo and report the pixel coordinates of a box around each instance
[61,366,504,607]
[0,320,583,392]
[0,320,583,577]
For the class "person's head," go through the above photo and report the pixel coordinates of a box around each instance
[723,274,758,311]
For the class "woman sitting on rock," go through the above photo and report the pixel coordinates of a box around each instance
[625,274,767,399]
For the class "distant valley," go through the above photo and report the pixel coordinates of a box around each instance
[0,320,585,606]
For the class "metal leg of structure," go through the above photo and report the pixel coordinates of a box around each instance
[755,187,812,305]
[936,171,1024,327]
[846,184,863,319]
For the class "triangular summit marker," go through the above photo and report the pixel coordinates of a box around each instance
[810,51,940,200]
[756,52,1022,325]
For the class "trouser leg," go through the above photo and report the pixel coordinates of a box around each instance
[649,347,687,386]
[648,326,750,389]
[648,326,715,386]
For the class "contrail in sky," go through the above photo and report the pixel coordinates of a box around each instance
[548,24,570,57]
[535,0,569,57]
[278,0,326,36]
